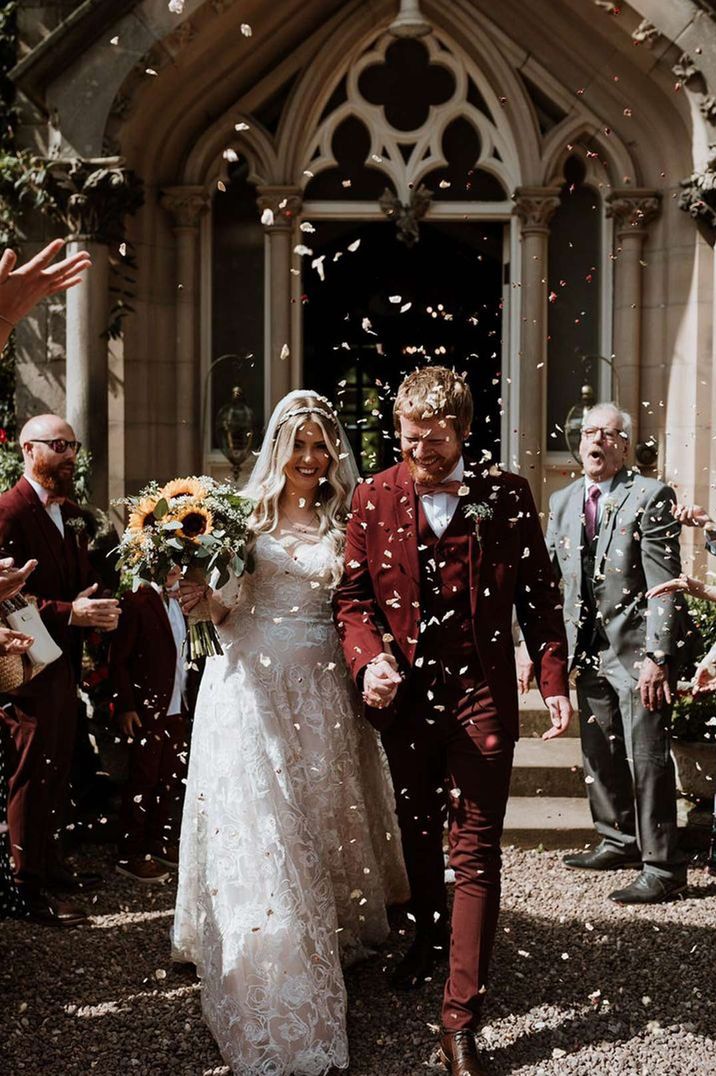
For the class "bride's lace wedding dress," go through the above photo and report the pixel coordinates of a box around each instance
[173,529,408,1076]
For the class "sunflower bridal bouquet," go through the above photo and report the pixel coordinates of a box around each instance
[115,476,253,660]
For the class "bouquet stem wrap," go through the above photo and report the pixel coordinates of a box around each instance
[185,562,223,660]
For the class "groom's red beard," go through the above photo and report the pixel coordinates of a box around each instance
[402,448,461,486]
[32,457,75,500]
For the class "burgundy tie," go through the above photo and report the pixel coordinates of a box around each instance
[585,484,601,543]
[415,479,464,498]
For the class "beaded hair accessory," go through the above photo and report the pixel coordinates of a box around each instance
[275,404,339,431]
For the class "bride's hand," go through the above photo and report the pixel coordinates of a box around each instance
[178,578,211,614]
[646,574,701,600]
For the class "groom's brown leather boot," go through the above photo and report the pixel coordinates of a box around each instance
[437,1030,489,1076]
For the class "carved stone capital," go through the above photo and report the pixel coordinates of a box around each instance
[679,146,716,230]
[161,185,211,229]
[606,190,661,234]
[40,157,144,243]
[512,186,561,235]
[257,187,303,230]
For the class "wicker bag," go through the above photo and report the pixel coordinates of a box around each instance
[0,597,63,695]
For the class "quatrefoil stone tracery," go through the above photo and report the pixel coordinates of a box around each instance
[303,31,517,204]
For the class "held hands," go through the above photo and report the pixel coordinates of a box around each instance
[0,557,37,602]
[646,574,713,601]
[0,626,34,656]
[638,656,671,711]
[542,695,572,740]
[119,710,142,738]
[71,584,120,631]
[363,653,402,709]
[515,641,534,695]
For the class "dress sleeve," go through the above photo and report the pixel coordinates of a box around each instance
[210,567,243,610]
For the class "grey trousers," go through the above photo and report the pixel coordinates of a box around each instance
[575,646,686,880]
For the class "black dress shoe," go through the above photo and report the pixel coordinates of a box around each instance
[563,847,642,871]
[46,869,103,894]
[438,1030,489,1076]
[389,927,449,990]
[609,871,687,905]
[26,892,88,927]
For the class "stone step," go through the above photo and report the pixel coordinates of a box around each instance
[511,737,586,797]
[503,796,594,849]
[519,688,580,738]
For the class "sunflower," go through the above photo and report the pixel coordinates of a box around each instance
[174,503,213,542]
[127,495,159,532]
[160,477,208,502]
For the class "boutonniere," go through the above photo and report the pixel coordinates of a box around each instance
[66,516,87,535]
[464,501,494,549]
[602,500,617,525]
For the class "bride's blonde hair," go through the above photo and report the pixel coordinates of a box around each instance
[243,393,356,584]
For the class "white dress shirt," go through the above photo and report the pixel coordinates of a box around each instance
[583,475,614,526]
[418,457,465,539]
[153,584,188,715]
[26,475,64,536]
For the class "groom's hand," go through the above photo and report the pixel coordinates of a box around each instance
[542,695,572,740]
[363,653,402,709]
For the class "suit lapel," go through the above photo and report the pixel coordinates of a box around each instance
[16,477,68,585]
[566,481,584,572]
[146,587,177,653]
[594,468,633,578]
[394,463,421,593]
[461,461,490,619]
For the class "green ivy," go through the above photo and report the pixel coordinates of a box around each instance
[672,596,716,742]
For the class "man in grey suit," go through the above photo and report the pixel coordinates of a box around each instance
[546,402,698,903]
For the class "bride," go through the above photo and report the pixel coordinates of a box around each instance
[172,391,408,1076]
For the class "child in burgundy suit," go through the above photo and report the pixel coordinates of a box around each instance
[109,566,195,883]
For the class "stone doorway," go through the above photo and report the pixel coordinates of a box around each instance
[302,218,504,474]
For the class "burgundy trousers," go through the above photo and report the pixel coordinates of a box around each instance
[118,710,188,859]
[381,662,514,1031]
[0,656,78,895]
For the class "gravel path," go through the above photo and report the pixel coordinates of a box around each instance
[1,846,714,1075]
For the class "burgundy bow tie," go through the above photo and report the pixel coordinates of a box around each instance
[415,479,464,498]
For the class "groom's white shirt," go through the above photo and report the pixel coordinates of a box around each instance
[418,457,464,538]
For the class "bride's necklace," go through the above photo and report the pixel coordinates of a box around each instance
[280,506,320,533]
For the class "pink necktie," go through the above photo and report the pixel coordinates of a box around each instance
[585,484,601,543]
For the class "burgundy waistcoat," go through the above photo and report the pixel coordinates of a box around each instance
[416,499,477,665]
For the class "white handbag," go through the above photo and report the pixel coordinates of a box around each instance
[4,600,63,669]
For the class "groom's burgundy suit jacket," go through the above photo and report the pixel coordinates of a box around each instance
[333,460,569,740]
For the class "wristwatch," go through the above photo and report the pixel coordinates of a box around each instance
[647,652,668,667]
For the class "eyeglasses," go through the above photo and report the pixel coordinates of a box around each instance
[27,438,82,454]
[581,426,626,443]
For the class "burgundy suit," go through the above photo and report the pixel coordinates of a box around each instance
[0,477,97,895]
[334,461,569,1030]
[109,586,198,859]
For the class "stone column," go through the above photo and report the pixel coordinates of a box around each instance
[65,239,110,504]
[54,158,143,508]
[512,186,561,495]
[161,186,211,475]
[256,187,303,409]
[606,190,661,445]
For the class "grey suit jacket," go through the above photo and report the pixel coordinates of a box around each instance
[546,468,700,678]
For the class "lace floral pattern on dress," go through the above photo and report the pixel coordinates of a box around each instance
[173,532,408,1076]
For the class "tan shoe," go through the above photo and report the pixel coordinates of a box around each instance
[115,857,170,884]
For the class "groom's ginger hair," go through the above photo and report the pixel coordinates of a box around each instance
[393,366,473,438]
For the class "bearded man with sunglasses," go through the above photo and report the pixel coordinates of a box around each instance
[0,414,120,926]
[545,403,699,904]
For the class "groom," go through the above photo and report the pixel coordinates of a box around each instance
[334,366,571,1076]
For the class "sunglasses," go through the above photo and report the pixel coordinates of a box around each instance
[27,438,82,454]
